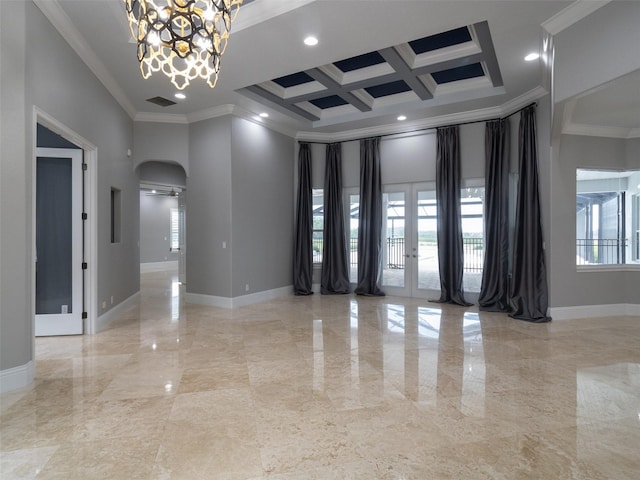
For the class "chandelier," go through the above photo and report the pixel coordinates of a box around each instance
[123,0,243,90]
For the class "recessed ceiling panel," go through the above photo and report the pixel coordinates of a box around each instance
[334,52,386,73]
[273,72,315,88]
[431,63,485,84]
[310,95,350,109]
[365,80,412,98]
[409,27,472,54]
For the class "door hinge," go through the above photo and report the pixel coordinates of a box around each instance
[82,262,88,270]
[82,312,88,319]
[82,212,88,220]
[82,163,88,171]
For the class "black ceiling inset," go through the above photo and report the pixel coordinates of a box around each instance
[431,63,485,84]
[334,51,386,73]
[365,80,412,98]
[310,95,349,109]
[409,27,472,55]
[273,72,315,88]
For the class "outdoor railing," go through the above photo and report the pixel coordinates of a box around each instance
[314,236,484,272]
[576,238,627,265]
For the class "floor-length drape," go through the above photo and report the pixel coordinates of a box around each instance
[433,126,471,306]
[355,137,385,296]
[321,143,350,294]
[293,143,313,295]
[479,119,510,311]
[509,105,551,322]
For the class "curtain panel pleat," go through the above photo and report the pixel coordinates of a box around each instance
[433,126,471,306]
[479,119,510,311]
[320,143,350,294]
[509,105,551,322]
[355,137,385,296]
[293,143,314,295]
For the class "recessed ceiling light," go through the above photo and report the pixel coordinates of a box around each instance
[259,112,269,118]
[152,189,156,194]
[304,36,318,46]
[174,92,186,99]
[397,115,407,121]
[524,53,540,62]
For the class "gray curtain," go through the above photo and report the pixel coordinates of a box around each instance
[509,105,551,322]
[433,126,471,306]
[321,143,350,294]
[479,119,510,311]
[355,137,385,296]
[293,143,313,295]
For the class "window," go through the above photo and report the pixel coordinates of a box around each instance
[110,187,121,243]
[170,208,179,251]
[312,189,324,264]
[347,192,359,282]
[461,186,485,293]
[576,169,640,266]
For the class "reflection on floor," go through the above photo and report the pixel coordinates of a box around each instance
[1,269,639,479]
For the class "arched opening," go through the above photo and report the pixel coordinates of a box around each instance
[136,161,188,284]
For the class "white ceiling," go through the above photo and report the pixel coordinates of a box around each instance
[39,0,638,137]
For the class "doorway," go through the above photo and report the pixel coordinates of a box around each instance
[381,183,440,298]
[33,110,98,336]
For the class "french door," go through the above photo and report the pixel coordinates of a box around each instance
[381,183,439,298]
[35,148,84,336]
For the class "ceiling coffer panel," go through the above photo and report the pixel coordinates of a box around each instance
[237,21,503,123]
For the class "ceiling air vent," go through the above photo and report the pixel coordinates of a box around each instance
[146,96,177,107]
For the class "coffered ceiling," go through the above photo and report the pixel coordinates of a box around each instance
[35,0,638,138]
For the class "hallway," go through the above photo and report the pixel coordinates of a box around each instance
[1,268,639,479]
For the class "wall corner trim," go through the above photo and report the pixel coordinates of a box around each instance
[549,303,640,320]
[95,291,141,334]
[185,285,293,309]
[0,361,35,394]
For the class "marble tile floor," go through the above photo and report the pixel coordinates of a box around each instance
[1,269,639,479]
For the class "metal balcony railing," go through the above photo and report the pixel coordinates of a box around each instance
[576,238,627,265]
[314,236,485,272]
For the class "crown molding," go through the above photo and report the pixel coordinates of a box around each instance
[233,0,317,33]
[34,0,137,119]
[542,0,612,35]
[501,85,549,117]
[562,123,640,139]
[134,112,189,124]
[228,106,297,138]
[186,104,236,123]
[296,87,549,143]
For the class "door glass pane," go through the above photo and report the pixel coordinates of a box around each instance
[36,157,73,314]
[416,190,439,290]
[312,189,323,264]
[382,191,405,287]
[461,187,485,293]
[348,194,359,283]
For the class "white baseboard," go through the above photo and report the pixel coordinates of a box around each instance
[95,291,141,333]
[186,285,293,309]
[140,261,178,272]
[549,303,640,320]
[0,360,35,394]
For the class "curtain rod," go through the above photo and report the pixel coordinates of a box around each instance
[298,102,537,145]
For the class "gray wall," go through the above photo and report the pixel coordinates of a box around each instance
[140,193,179,263]
[230,117,294,296]
[1,0,139,374]
[187,117,294,299]
[554,1,640,103]
[550,135,636,307]
[1,0,31,372]
[134,122,189,175]
[187,116,233,297]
